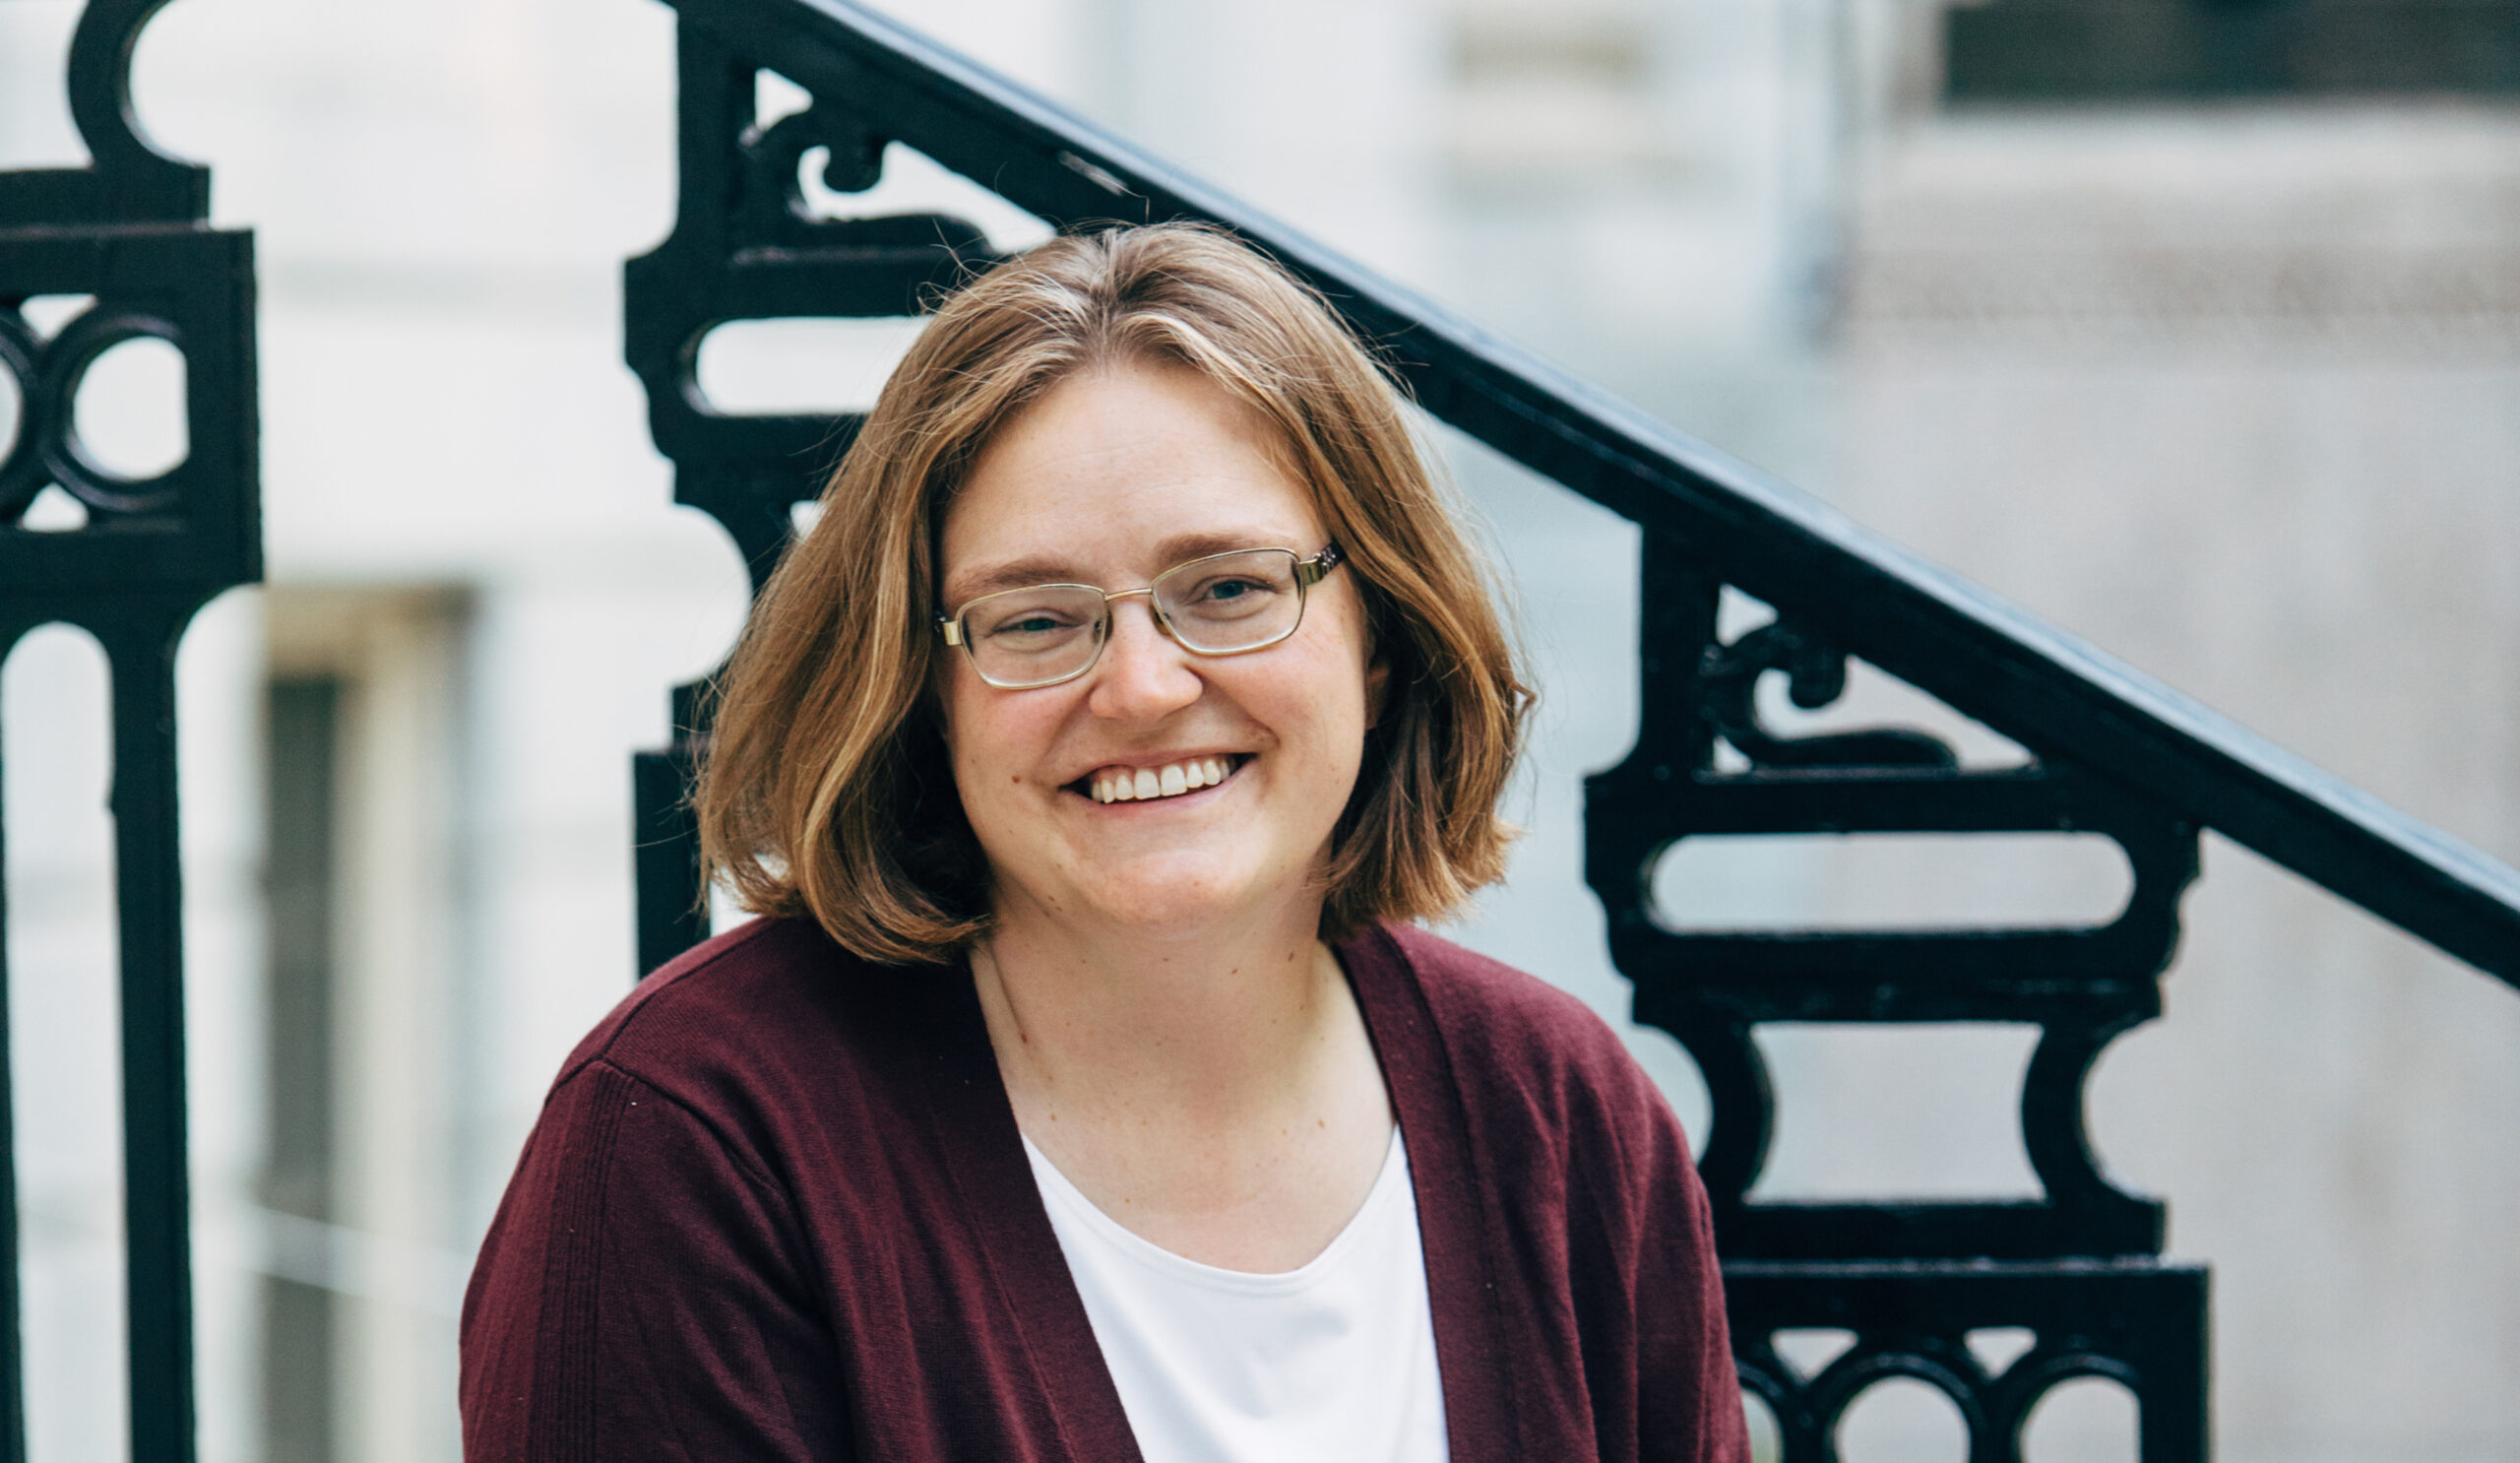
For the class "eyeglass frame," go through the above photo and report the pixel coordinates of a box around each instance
[937,541,1348,690]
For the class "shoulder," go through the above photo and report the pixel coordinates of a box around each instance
[560,917,843,1080]
[543,916,951,1146]
[1354,922,1643,1080]
[1343,922,1668,1135]
[465,922,869,1455]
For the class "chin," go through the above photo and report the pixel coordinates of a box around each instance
[1058,852,1301,934]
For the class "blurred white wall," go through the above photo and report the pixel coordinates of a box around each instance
[1,0,2514,1459]
[1826,101,2520,1462]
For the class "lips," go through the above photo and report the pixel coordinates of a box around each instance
[1081,754,1243,804]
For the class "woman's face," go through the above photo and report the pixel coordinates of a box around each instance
[936,360,1382,941]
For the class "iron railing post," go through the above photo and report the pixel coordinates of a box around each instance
[0,0,261,1455]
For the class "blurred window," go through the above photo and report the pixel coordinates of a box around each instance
[1944,0,2520,99]
[264,676,342,1463]
[261,587,471,1463]
[1445,0,1682,188]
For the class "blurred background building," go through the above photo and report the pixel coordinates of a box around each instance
[1,0,2513,1458]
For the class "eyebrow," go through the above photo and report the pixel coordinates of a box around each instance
[943,530,1311,606]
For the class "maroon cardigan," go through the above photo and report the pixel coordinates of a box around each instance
[460,917,1745,1462]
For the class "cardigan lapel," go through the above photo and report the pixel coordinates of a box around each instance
[915,960,1147,1463]
[914,927,1523,1463]
[1339,922,1526,1463]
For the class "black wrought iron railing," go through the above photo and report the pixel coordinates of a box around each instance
[0,2,262,1460]
[619,2,2520,1460]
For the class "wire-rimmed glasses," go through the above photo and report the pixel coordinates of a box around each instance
[938,543,1347,689]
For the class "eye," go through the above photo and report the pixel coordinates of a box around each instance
[972,597,1095,642]
[1182,574,1281,608]
[987,610,1085,640]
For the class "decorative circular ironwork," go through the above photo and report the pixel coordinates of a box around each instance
[1742,1330,2145,1463]
[1,304,192,520]
[45,307,188,514]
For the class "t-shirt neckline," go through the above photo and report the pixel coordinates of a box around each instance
[1018,1123,1411,1296]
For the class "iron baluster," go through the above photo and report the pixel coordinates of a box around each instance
[0,0,262,1456]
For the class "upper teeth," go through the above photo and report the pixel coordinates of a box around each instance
[1092,756,1234,804]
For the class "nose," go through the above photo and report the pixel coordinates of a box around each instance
[1086,593,1201,722]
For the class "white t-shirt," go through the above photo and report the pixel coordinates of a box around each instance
[1021,1127,1450,1463]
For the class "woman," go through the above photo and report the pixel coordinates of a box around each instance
[461,223,1744,1462]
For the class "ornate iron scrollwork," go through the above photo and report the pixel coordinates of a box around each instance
[624,21,1011,972]
[742,99,887,226]
[1699,617,1960,771]
[1588,544,2205,1457]
[0,1,260,1458]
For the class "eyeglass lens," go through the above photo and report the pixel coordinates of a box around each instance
[959,548,1306,687]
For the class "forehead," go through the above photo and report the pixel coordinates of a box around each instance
[938,362,1324,601]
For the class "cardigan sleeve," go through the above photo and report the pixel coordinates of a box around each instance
[1540,1000,1747,1463]
[460,1058,852,1463]
[1616,1064,1749,1463]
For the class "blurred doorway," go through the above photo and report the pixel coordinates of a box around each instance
[260,588,472,1463]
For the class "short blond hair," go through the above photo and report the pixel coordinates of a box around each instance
[696,223,1530,965]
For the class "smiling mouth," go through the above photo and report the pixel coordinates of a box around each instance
[1077,755,1246,805]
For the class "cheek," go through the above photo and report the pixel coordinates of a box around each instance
[939,678,1008,807]
[940,676,1069,813]
[1274,648,1375,783]
[1319,603,1380,752]
[935,676,976,783]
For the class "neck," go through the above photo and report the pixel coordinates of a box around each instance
[972,889,1345,1123]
